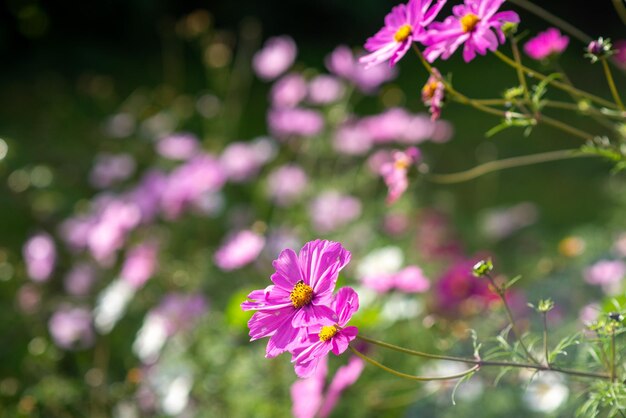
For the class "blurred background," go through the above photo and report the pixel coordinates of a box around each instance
[1,0,626,417]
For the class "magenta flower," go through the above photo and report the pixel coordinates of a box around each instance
[523,28,569,60]
[421,68,445,120]
[291,287,360,378]
[242,240,351,357]
[220,138,276,183]
[23,232,56,282]
[307,75,344,105]
[423,0,520,62]
[380,147,421,204]
[266,164,308,207]
[267,108,324,139]
[120,241,159,289]
[360,0,447,68]
[270,73,308,108]
[291,358,327,418]
[214,230,266,271]
[253,36,297,81]
[614,39,626,70]
[318,355,365,418]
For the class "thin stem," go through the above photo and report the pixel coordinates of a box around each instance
[349,346,480,382]
[602,58,625,112]
[493,50,618,109]
[611,330,617,383]
[356,334,611,380]
[612,0,626,25]
[507,0,592,43]
[539,115,595,141]
[542,312,549,367]
[427,149,593,184]
[511,38,532,107]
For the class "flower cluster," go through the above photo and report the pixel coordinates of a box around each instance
[242,240,360,378]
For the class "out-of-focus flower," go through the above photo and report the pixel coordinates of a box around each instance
[613,39,626,70]
[64,262,98,297]
[326,45,397,93]
[584,259,626,295]
[522,372,569,413]
[89,153,136,188]
[133,293,207,363]
[155,133,200,160]
[523,28,569,60]
[214,230,266,271]
[291,287,359,378]
[291,357,327,418]
[421,68,445,120]
[253,36,297,80]
[309,191,362,233]
[128,170,168,224]
[394,265,430,292]
[266,164,308,206]
[220,138,276,183]
[423,0,520,62]
[160,153,226,219]
[423,360,484,401]
[121,241,159,289]
[579,303,600,325]
[307,75,344,105]
[333,121,373,156]
[23,232,56,282]
[59,215,96,252]
[17,284,41,314]
[94,278,136,333]
[241,240,351,358]
[416,209,463,260]
[49,306,95,350]
[270,73,308,108]
[267,108,324,139]
[380,147,421,204]
[558,235,586,257]
[360,108,450,144]
[104,112,136,138]
[357,246,429,293]
[318,355,365,418]
[360,0,447,68]
[480,202,538,240]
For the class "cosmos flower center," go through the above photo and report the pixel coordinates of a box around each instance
[394,157,411,170]
[394,24,413,42]
[290,280,314,308]
[318,325,339,342]
[460,13,481,33]
[422,80,440,100]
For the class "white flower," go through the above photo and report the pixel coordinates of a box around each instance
[523,372,569,413]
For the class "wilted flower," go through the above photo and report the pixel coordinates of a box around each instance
[267,108,324,139]
[49,306,95,350]
[253,36,297,80]
[309,191,362,232]
[421,68,445,120]
[360,0,447,68]
[241,240,351,357]
[214,230,266,271]
[270,73,308,108]
[155,133,200,160]
[23,232,56,282]
[523,28,569,60]
[423,0,520,62]
[266,164,308,206]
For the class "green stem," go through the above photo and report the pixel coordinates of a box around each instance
[539,115,595,141]
[543,312,549,367]
[602,58,625,112]
[427,149,593,184]
[493,50,618,109]
[611,330,617,383]
[511,38,532,107]
[349,345,480,382]
[612,0,626,25]
[356,334,611,380]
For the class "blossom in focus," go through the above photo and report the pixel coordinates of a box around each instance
[584,259,626,295]
[270,73,308,108]
[120,241,159,289]
[380,147,421,204]
[155,133,200,160]
[253,36,297,80]
[267,108,324,139]
[89,152,136,189]
[214,230,266,271]
[421,68,445,120]
[241,240,351,357]
[523,28,569,61]
[360,0,447,68]
[49,306,95,350]
[309,191,362,233]
[423,0,520,62]
[307,75,344,105]
[266,164,308,207]
[291,287,360,378]
[23,232,56,282]
[326,45,397,93]
[220,138,276,183]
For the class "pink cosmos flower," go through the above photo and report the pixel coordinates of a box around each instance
[333,121,373,156]
[267,108,324,139]
[291,287,360,378]
[309,191,362,233]
[220,138,276,183]
[214,230,266,271]
[291,358,327,418]
[423,0,520,63]
[155,133,200,160]
[614,40,626,70]
[253,36,297,81]
[584,259,626,295]
[318,355,365,418]
[380,147,421,204]
[326,45,397,93]
[360,0,447,68]
[241,240,351,358]
[120,241,159,289]
[23,232,56,282]
[266,164,308,207]
[523,28,569,61]
[307,75,344,105]
[64,262,98,297]
[270,73,308,108]
[421,68,445,120]
[89,153,136,188]
[48,306,95,350]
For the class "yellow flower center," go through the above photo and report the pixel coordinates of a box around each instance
[422,80,440,100]
[394,24,412,42]
[394,157,411,170]
[289,280,314,308]
[460,13,480,33]
[318,325,339,342]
